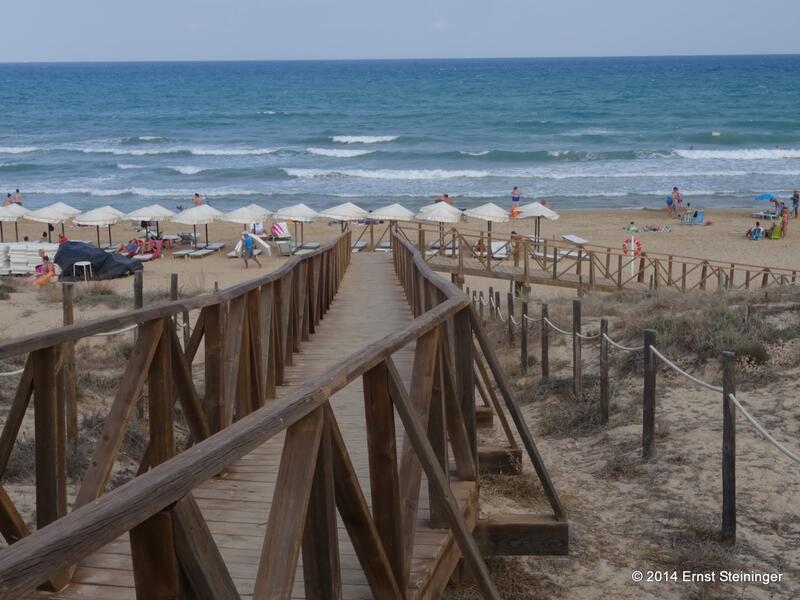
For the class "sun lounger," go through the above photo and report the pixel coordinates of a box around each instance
[561,234,589,245]
[490,241,510,260]
[375,240,392,252]
[171,248,195,259]
[681,212,693,225]
[274,241,294,256]
[351,240,367,253]
[132,253,153,262]
[189,248,215,259]
[205,242,226,252]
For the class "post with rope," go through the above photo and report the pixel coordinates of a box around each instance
[479,291,485,323]
[507,292,514,345]
[521,301,528,374]
[642,329,657,459]
[572,299,582,400]
[541,303,549,380]
[599,318,609,424]
[721,351,736,544]
[488,286,494,319]
[472,290,477,311]
[495,291,501,323]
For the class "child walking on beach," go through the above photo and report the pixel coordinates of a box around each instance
[241,232,262,269]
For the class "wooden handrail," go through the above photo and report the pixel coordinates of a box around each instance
[0,236,345,361]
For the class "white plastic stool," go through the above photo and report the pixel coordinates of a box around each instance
[73,260,93,281]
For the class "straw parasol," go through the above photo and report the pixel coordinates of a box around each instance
[0,203,30,242]
[370,203,415,222]
[125,204,177,239]
[74,206,126,246]
[172,204,224,249]
[24,202,81,242]
[274,203,319,245]
[464,202,510,261]
[517,201,560,241]
[415,202,462,252]
[222,204,273,234]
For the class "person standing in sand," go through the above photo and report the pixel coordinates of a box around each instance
[241,232,262,269]
[14,189,22,205]
[192,193,206,206]
[672,187,683,214]
[511,186,522,210]
[792,190,799,219]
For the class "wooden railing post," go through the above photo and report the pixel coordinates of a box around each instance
[541,303,549,380]
[479,291,485,323]
[520,301,528,374]
[642,329,656,460]
[454,309,477,462]
[494,290,501,323]
[488,286,494,319]
[599,318,609,424]
[572,299,582,400]
[721,351,736,544]
[203,304,224,434]
[133,270,143,309]
[61,283,77,445]
[507,292,514,345]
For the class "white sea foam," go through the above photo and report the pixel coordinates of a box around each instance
[169,166,208,175]
[0,146,38,154]
[283,168,490,180]
[711,132,721,137]
[138,136,163,141]
[674,148,800,160]
[116,163,145,170]
[331,135,398,144]
[81,146,277,156]
[260,110,277,115]
[25,186,268,198]
[306,147,373,158]
[191,147,277,156]
[459,150,491,156]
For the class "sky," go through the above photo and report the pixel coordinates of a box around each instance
[2,0,799,62]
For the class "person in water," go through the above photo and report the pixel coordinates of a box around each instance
[192,193,206,206]
[511,186,522,210]
[14,189,22,205]
[437,193,453,205]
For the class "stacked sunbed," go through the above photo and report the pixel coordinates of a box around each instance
[0,243,59,275]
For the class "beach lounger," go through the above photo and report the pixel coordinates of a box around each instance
[189,248,215,259]
[681,212,693,225]
[205,242,226,252]
[132,253,153,262]
[490,241,510,260]
[351,240,367,253]
[562,234,589,245]
[171,248,195,259]
[274,240,294,256]
[375,240,392,252]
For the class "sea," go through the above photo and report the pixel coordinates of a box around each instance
[0,55,799,213]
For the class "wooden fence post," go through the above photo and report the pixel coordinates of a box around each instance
[494,290,501,322]
[61,283,78,445]
[721,351,736,544]
[572,300,582,400]
[488,286,494,319]
[642,329,656,459]
[541,304,549,380]
[479,291,485,323]
[520,302,528,374]
[506,293,514,345]
[133,270,143,310]
[599,318,609,424]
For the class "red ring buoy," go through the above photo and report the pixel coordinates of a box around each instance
[622,237,642,256]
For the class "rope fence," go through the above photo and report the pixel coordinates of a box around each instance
[0,368,25,378]
[465,288,797,544]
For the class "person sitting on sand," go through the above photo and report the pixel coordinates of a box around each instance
[192,193,206,206]
[746,221,764,240]
[121,239,139,257]
[241,232,262,270]
[625,221,639,232]
[29,250,55,285]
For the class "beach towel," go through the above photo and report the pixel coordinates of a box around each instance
[271,222,290,239]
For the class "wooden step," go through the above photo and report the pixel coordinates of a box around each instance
[473,514,568,556]
[477,445,521,475]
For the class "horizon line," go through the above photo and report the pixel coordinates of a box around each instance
[1,51,799,65]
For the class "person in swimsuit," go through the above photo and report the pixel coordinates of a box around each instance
[792,190,799,219]
[14,189,22,205]
[672,187,683,214]
[511,186,522,209]
[3,194,11,206]
[192,193,206,206]
[437,193,453,205]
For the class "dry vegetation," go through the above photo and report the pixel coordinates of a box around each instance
[448,285,800,599]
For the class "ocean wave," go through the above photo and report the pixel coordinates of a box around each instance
[80,146,278,156]
[674,148,800,160]
[283,168,490,180]
[459,150,491,156]
[116,163,146,170]
[331,135,398,144]
[306,147,374,158]
[0,146,38,154]
[168,166,208,175]
[24,186,271,198]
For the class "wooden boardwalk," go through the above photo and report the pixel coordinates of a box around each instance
[29,252,475,600]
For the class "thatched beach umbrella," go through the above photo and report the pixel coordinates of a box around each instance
[25,202,81,242]
[518,201,560,241]
[415,202,462,252]
[274,203,319,245]
[172,204,224,249]
[74,205,125,246]
[125,203,176,239]
[222,204,273,233]
[369,203,415,246]
[464,202,510,262]
[0,203,29,242]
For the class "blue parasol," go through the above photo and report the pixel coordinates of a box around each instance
[755,193,776,201]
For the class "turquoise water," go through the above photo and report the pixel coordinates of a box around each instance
[1,56,799,212]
